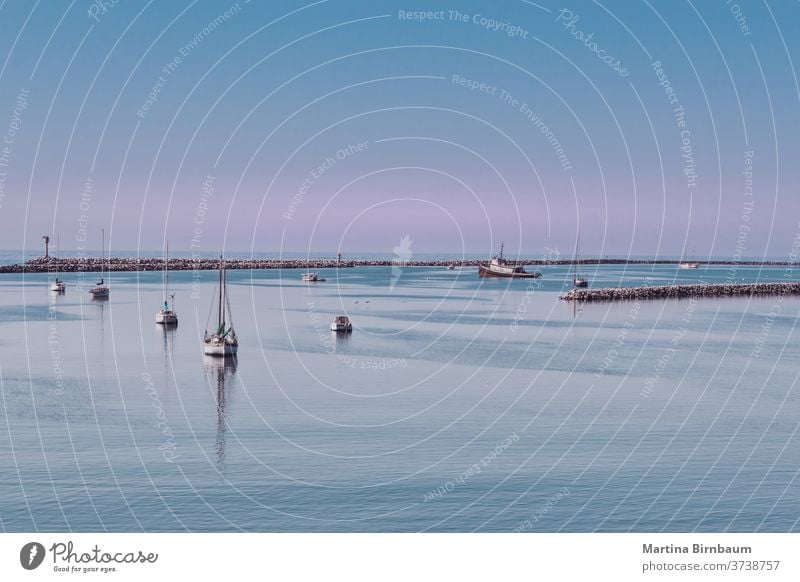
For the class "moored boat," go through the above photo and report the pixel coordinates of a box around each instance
[90,228,110,299]
[49,235,66,293]
[203,256,238,357]
[330,315,352,333]
[679,249,699,269]
[478,243,541,279]
[301,271,325,282]
[572,233,589,288]
[156,242,178,325]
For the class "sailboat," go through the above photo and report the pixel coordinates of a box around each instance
[203,255,238,357]
[90,228,110,299]
[49,234,65,293]
[155,242,178,325]
[572,233,589,288]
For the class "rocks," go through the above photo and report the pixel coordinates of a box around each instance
[4,257,545,273]
[561,282,800,302]
[4,257,355,273]
[5,256,800,274]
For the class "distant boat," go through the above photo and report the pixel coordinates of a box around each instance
[203,255,238,357]
[155,242,178,325]
[478,243,541,279]
[330,315,352,333]
[49,234,65,293]
[573,233,589,288]
[90,228,110,299]
[301,271,325,282]
[679,249,699,269]
[447,264,455,270]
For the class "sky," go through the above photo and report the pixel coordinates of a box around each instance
[0,0,798,258]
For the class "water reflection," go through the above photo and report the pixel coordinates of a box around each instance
[331,330,351,348]
[159,323,176,358]
[203,356,237,470]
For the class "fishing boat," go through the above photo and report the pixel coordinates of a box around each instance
[478,243,541,279]
[330,315,352,333]
[301,271,325,282]
[155,242,178,325]
[90,228,110,299]
[572,233,589,288]
[49,235,65,293]
[203,256,238,357]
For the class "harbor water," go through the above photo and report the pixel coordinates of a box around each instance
[1,263,798,531]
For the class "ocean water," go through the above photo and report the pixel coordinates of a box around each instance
[0,263,799,532]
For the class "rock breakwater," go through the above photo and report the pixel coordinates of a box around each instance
[561,282,800,302]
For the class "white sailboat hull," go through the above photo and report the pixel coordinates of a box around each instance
[203,340,238,356]
[156,310,178,324]
[204,256,239,357]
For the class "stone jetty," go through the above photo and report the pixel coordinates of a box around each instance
[561,282,800,302]
[3,256,800,274]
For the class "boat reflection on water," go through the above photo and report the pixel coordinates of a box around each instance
[159,319,177,347]
[203,356,237,469]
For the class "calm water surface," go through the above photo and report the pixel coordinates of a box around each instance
[1,264,799,531]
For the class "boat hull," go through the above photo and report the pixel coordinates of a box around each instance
[203,342,238,356]
[156,310,178,325]
[90,287,109,299]
[478,265,541,279]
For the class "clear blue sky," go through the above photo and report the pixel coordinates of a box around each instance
[0,0,797,258]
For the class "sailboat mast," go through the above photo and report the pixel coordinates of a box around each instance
[163,241,169,301]
[102,228,105,280]
[218,255,224,330]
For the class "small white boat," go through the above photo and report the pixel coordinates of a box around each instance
[90,278,109,299]
[679,249,699,269]
[49,235,66,293]
[203,256,238,357]
[447,264,455,270]
[90,228,110,299]
[301,271,325,282]
[330,315,352,333]
[572,233,589,288]
[156,242,178,325]
[156,297,178,325]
